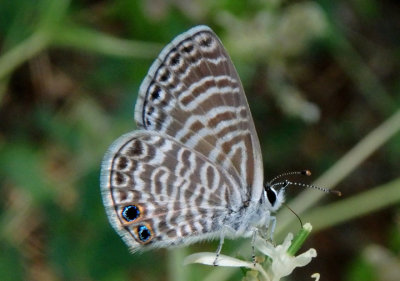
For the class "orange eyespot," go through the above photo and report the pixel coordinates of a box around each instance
[134,223,153,244]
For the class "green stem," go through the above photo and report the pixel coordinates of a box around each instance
[287,223,312,256]
[276,108,400,237]
[303,177,400,231]
[0,0,70,81]
[168,248,187,281]
[0,31,50,80]
[51,25,163,59]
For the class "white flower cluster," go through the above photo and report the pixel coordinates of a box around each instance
[184,223,317,281]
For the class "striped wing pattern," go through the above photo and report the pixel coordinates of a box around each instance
[101,26,264,250]
[135,26,263,200]
[101,131,242,248]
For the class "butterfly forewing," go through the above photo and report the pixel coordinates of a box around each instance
[101,130,243,250]
[134,26,263,201]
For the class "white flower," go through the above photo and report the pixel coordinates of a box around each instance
[184,252,269,280]
[255,228,317,281]
[311,273,320,281]
[184,223,317,281]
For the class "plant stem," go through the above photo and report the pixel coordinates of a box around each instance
[287,223,312,256]
[276,108,400,237]
[303,177,400,231]
[0,31,50,80]
[52,25,163,59]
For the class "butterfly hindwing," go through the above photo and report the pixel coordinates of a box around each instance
[100,130,244,250]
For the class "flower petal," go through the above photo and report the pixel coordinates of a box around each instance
[184,252,254,268]
[184,252,271,280]
[311,273,321,281]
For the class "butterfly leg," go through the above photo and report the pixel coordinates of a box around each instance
[268,215,277,241]
[251,228,258,266]
[213,232,225,266]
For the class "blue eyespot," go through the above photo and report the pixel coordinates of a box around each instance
[137,225,152,242]
[122,205,140,222]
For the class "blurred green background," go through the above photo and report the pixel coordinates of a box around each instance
[1,0,400,280]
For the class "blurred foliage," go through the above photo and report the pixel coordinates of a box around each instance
[0,0,400,281]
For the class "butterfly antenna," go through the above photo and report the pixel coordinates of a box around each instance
[284,180,342,196]
[269,170,341,197]
[283,202,303,228]
[269,170,312,185]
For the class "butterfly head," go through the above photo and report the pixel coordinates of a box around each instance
[263,181,286,212]
[262,170,341,213]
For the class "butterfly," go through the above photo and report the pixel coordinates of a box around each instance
[100,25,286,261]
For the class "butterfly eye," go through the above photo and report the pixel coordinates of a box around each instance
[266,187,277,206]
[122,205,140,222]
